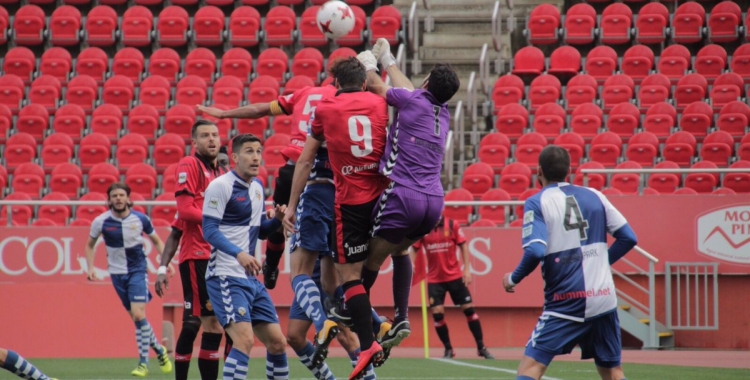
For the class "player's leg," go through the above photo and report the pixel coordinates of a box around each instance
[250,282,289,380]
[428,282,454,358]
[287,317,335,380]
[336,326,376,380]
[175,261,201,380]
[517,315,588,380]
[450,280,493,359]
[128,271,173,374]
[111,274,149,375]
[264,163,295,289]
[0,348,57,380]
[192,260,224,380]
[222,321,255,380]
[206,276,255,380]
[582,311,627,380]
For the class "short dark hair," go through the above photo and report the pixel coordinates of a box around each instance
[219,146,228,155]
[427,64,460,104]
[232,134,262,153]
[330,57,366,90]
[191,119,217,139]
[107,182,131,197]
[538,145,571,182]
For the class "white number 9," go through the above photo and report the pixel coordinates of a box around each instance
[348,115,373,158]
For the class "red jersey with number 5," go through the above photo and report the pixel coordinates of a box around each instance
[310,90,390,205]
[277,85,338,162]
[413,218,466,283]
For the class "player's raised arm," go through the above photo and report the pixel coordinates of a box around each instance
[372,38,414,91]
[196,102,281,120]
[504,198,548,292]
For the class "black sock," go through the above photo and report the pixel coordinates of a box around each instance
[361,267,379,295]
[433,313,452,349]
[198,332,222,380]
[391,255,413,324]
[223,332,233,361]
[343,280,375,350]
[464,308,485,349]
[264,231,285,270]
[174,319,200,380]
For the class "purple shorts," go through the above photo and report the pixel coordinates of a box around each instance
[370,183,444,244]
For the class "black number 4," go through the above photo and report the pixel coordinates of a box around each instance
[564,196,589,240]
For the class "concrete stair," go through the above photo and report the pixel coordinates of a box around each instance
[617,300,675,349]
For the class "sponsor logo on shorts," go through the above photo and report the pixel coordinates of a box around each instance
[524,211,534,224]
[206,300,213,311]
[344,241,368,256]
[553,287,612,301]
[133,295,146,300]
[178,172,187,184]
[238,307,246,316]
[185,301,192,309]
[341,163,378,176]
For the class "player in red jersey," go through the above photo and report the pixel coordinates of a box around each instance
[282,57,390,380]
[154,119,228,380]
[411,217,494,360]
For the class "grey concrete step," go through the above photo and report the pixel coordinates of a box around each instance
[422,33,493,49]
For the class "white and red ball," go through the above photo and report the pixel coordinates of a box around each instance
[316,1,355,40]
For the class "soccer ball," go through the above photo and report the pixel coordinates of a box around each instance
[316,1,355,40]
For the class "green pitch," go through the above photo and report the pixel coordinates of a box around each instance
[0,358,746,380]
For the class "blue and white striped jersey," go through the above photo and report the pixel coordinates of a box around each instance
[522,183,627,322]
[90,210,156,275]
[202,171,278,279]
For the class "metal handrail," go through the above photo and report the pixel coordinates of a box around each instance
[466,72,479,150]
[0,200,528,207]
[444,129,454,190]
[396,43,406,74]
[453,100,465,176]
[491,1,502,51]
[479,43,490,95]
[582,168,750,174]
[408,1,422,74]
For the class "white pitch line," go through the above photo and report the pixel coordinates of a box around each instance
[430,358,565,380]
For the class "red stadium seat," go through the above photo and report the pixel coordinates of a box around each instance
[213,76,245,109]
[139,76,171,113]
[589,132,622,167]
[185,48,217,83]
[4,47,36,82]
[694,45,728,83]
[711,187,736,195]
[336,5,366,47]
[478,132,511,173]
[271,115,293,135]
[533,103,566,138]
[642,187,660,196]
[90,104,123,141]
[154,133,186,170]
[601,75,634,111]
[70,219,93,226]
[723,160,750,193]
[116,134,149,169]
[257,48,289,84]
[237,117,269,142]
[512,46,545,77]
[0,193,33,225]
[38,192,71,226]
[672,2,705,44]
[570,103,602,141]
[528,74,561,112]
[607,103,640,141]
[554,132,585,168]
[127,104,160,140]
[12,162,45,198]
[299,6,327,47]
[370,5,402,45]
[514,188,541,217]
[492,75,525,112]
[162,164,179,194]
[50,163,82,198]
[574,161,606,189]
[75,47,109,82]
[565,74,597,110]
[643,102,676,140]
[102,75,135,112]
[638,74,671,111]
[14,5,45,46]
[648,161,680,194]
[152,193,177,223]
[495,103,528,140]
[710,73,743,110]
[5,133,37,170]
[122,6,153,47]
[707,1,741,43]
[193,6,225,47]
[585,46,617,83]
[129,192,147,214]
[0,104,11,143]
[157,6,189,47]
[738,133,750,161]
[685,161,718,193]
[717,101,750,138]
[548,47,581,79]
[479,189,511,225]
[461,163,495,198]
[663,131,697,167]
[263,134,291,175]
[29,75,62,112]
[283,76,314,96]
[112,48,145,83]
[40,48,72,83]
[621,45,654,84]
[264,6,296,47]
[85,5,118,47]
[626,132,659,166]
[611,161,642,194]
[327,48,357,71]
[674,74,707,110]
[600,3,632,45]
[49,6,81,47]
[563,3,596,45]
[635,2,668,45]
[527,4,560,46]
[292,48,325,83]
[41,133,74,170]
[148,48,181,84]
[499,163,532,198]
[658,44,691,83]
[125,163,157,198]
[472,219,497,227]
[164,105,197,141]
[249,75,280,104]
[229,6,261,47]
[0,75,24,113]
[700,130,734,165]
[79,133,112,170]
[176,75,208,106]
[17,104,50,141]
[730,45,750,84]
[0,6,7,45]
[222,48,254,84]
[680,101,713,140]
[515,132,547,167]
[76,192,109,221]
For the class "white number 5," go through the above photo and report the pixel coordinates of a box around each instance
[348,116,373,157]
[299,94,323,133]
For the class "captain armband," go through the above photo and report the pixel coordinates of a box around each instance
[269,101,285,116]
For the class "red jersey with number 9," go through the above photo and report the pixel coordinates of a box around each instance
[277,85,338,162]
[310,90,390,205]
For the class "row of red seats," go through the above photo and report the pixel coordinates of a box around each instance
[493,99,750,142]
[458,159,749,200]
[0,0,374,8]
[3,45,356,87]
[1,5,401,49]
[511,43,750,86]
[478,129,750,171]
[527,2,745,46]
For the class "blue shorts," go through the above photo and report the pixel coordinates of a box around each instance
[289,259,325,322]
[206,276,279,327]
[111,271,152,311]
[290,183,335,254]
[525,310,622,368]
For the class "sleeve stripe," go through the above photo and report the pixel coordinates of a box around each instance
[522,239,548,249]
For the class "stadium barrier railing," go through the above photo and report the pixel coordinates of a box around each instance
[665,262,719,331]
[613,246,662,348]
[581,168,750,194]
[408,1,421,74]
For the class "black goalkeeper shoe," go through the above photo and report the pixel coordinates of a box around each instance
[262,260,279,290]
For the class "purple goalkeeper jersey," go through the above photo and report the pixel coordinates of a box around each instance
[381,87,450,197]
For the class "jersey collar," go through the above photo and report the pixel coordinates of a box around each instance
[335,87,364,96]
[195,152,222,174]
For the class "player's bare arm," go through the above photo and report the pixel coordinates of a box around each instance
[372,38,415,91]
[196,101,283,119]
[155,228,182,297]
[282,135,323,235]
[460,242,472,285]
[84,236,99,281]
